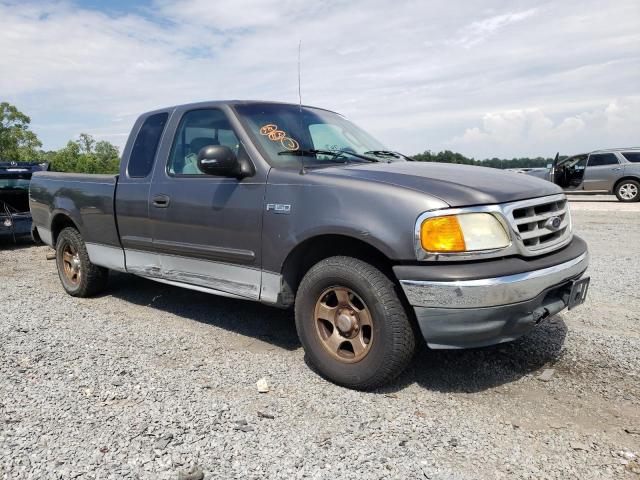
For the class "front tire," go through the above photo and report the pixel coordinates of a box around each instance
[55,227,108,297]
[615,179,640,202]
[295,256,415,390]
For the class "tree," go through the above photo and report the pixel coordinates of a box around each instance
[50,134,120,174]
[77,133,96,154]
[412,150,550,169]
[0,102,42,161]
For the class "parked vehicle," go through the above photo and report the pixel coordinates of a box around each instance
[1,161,49,243]
[516,148,640,202]
[30,101,590,389]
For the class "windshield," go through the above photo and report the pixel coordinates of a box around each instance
[234,103,405,168]
[0,178,31,190]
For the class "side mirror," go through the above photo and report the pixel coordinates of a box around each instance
[197,145,242,177]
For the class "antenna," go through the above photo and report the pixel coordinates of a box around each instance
[298,40,305,175]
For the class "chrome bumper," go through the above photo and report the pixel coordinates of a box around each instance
[399,252,589,309]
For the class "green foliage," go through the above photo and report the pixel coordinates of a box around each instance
[49,134,120,174]
[0,102,120,173]
[412,150,551,169]
[0,102,42,161]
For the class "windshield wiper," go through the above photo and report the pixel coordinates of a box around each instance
[278,149,380,163]
[364,150,414,161]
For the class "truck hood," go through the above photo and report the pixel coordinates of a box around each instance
[314,161,562,207]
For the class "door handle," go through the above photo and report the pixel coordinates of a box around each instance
[152,194,170,208]
[611,167,622,171]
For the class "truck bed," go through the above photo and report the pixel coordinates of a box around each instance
[30,172,121,249]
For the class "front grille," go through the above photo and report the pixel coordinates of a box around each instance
[509,197,570,252]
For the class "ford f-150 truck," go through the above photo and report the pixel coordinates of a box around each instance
[30,101,590,389]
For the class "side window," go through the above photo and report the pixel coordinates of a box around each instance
[622,152,640,163]
[128,112,168,178]
[588,153,619,167]
[168,109,240,175]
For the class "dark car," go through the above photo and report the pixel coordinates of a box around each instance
[30,101,590,390]
[0,161,49,242]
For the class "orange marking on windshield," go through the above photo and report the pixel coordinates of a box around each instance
[260,124,300,151]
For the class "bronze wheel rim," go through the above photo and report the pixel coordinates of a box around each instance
[61,243,81,286]
[314,286,373,363]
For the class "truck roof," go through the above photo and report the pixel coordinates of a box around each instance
[138,100,339,118]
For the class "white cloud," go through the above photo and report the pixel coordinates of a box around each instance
[0,0,639,158]
[451,98,640,158]
[457,8,539,48]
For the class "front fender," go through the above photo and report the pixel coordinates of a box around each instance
[261,169,447,272]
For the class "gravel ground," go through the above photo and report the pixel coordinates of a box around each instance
[1,201,639,479]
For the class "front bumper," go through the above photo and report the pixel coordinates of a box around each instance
[395,239,589,349]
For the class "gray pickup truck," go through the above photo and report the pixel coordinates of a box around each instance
[30,101,590,389]
[517,148,640,202]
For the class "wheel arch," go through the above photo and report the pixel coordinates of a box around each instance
[613,175,640,193]
[50,212,81,245]
[279,233,398,306]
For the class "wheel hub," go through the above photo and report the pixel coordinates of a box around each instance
[313,286,374,363]
[620,183,638,200]
[336,309,359,336]
[61,243,81,286]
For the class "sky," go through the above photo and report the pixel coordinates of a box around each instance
[1,0,639,159]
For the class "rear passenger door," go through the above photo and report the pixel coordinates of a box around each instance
[582,153,623,191]
[148,108,266,299]
[116,111,169,276]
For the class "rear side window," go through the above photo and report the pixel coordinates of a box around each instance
[622,152,640,163]
[128,112,169,178]
[588,153,619,167]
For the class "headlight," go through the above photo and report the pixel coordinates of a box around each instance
[420,213,510,253]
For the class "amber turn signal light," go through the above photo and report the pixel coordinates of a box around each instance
[420,215,467,252]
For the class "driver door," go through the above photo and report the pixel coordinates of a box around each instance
[148,108,266,299]
[555,155,587,190]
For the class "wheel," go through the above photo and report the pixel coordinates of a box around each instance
[55,227,108,297]
[615,179,640,202]
[294,256,415,390]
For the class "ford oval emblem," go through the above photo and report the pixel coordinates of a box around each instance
[545,216,562,231]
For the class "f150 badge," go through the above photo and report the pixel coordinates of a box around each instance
[266,203,291,214]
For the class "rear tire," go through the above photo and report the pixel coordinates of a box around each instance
[55,227,108,297]
[294,256,415,390]
[615,179,640,202]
